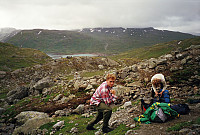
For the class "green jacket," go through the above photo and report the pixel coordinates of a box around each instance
[134,102,180,124]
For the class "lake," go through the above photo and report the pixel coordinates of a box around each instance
[47,53,98,59]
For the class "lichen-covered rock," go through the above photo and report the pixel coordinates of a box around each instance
[13,111,53,135]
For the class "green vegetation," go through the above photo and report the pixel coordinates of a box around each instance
[0,42,52,71]
[167,117,200,132]
[170,64,200,86]
[109,36,200,64]
[5,28,195,55]
[39,114,136,135]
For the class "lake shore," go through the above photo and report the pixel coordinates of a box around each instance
[46,53,107,59]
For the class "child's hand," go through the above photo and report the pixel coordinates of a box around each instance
[110,89,116,95]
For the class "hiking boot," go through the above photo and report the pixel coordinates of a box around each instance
[86,125,96,130]
[102,127,113,133]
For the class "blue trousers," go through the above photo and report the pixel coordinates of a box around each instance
[152,89,170,103]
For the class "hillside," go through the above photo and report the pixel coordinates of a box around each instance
[4,27,196,55]
[109,36,200,65]
[0,42,199,134]
[0,42,52,71]
[0,36,199,134]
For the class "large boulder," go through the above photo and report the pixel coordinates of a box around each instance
[33,76,52,90]
[15,111,50,126]
[13,111,54,135]
[6,86,29,105]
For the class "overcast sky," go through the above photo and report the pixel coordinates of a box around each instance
[0,0,199,34]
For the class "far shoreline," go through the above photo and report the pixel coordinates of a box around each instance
[46,53,107,59]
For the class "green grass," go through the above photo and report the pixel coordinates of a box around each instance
[0,92,7,99]
[109,36,200,63]
[167,117,200,132]
[0,42,52,71]
[40,114,134,135]
[5,28,195,55]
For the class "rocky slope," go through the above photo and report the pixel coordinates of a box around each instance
[0,44,200,134]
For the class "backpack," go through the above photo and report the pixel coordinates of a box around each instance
[151,107,167,123]
[170,104,190,115]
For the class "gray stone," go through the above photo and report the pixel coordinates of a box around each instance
[125,130,135,135]
[179,128,191,135]
[33,76,51,90]
[53,121,65,130]
[13,111,53,135]
[53,94,63,101]
[15,111,50,126]
[131,65,138,72]
[0,71,6,79]
[98,65,104,69]
[155,58,167,65]
[123,101,132,108]
[70,127,78,133]
[6,86,29,105]
[72,104,85,114]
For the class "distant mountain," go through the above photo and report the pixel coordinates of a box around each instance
[0,27,20,42]
[4,27,196,55]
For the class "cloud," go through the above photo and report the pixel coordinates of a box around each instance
[0,0,199,33]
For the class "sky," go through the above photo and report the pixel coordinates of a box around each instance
[0,0,200,34]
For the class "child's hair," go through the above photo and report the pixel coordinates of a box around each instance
[152,78,161,87]
[106,74,116,80]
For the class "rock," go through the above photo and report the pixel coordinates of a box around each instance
[0,71,6,79]
[57,96,70,104]
[155,58,167,65]
[123,101,132,108]
[68,94,75,99]
[6,86,29,105]
[126,81,143,87]
[70,127,78,134]
[148,58,157,69]
[164,54,173,60]
[113,85,131,97]
[15,111,50,126]
[90,79,97,85]
[179,128,191,135]
[0,107,5,115]
[55,110,69,116]
[72,104,85,114]
[53,121,65,130]
[33,76,51,90]
[53,94,63,101]
[13,111,53,135]
[138,63,147,69]
[129,123,136,129]
[95,130,102,135]
[131,65,138,72]
[98,65,104,69]
[125,130,135,135]
[81,113,91,118]
[85,84,93,91]
[110,120,120,128]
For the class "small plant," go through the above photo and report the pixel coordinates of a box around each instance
[167,117,200,132]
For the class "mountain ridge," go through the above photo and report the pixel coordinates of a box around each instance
[3,27,196,55]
